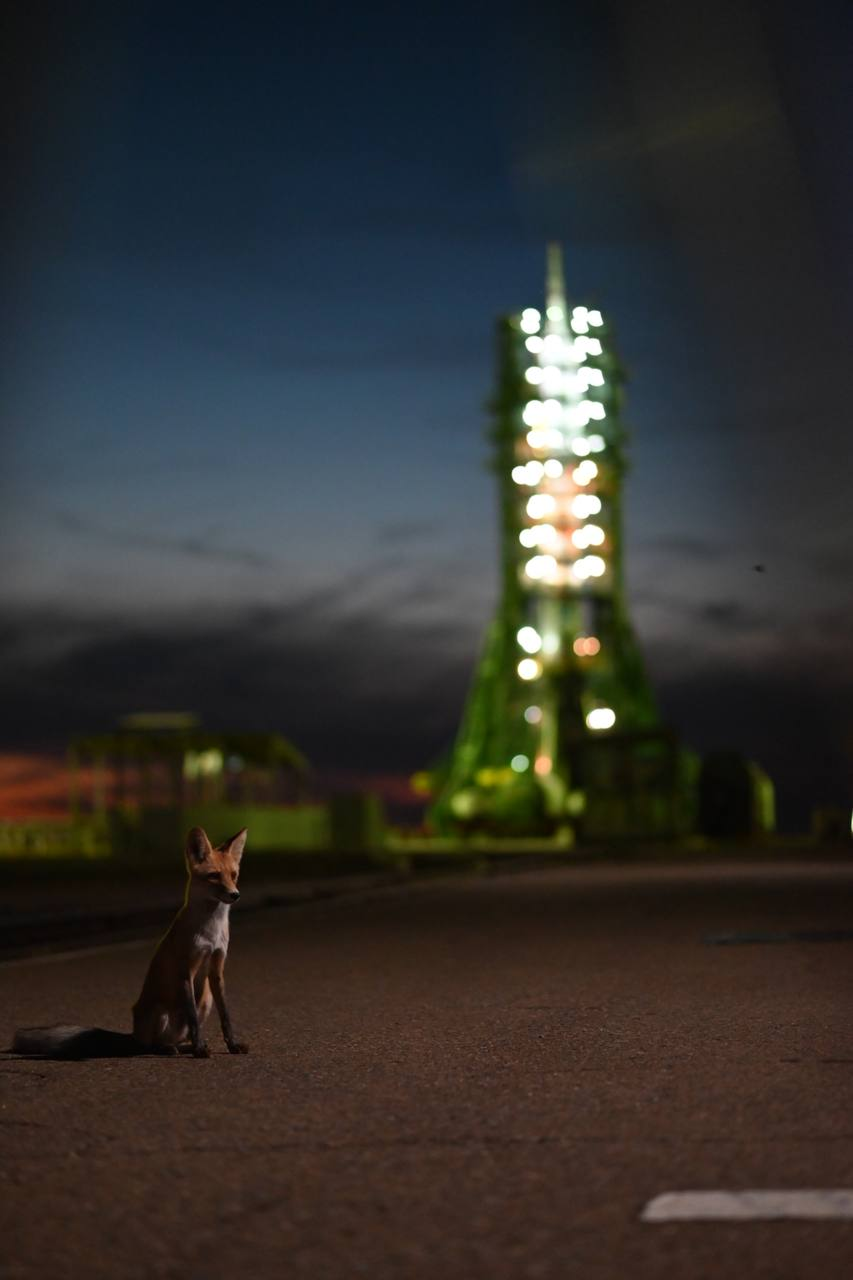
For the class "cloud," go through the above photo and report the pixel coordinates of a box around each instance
[631,588,761,632]
[1,569,851,830]
[0,575,484,778]
[517,94,778,192]
[638,535,729,562]
[695,601,757,629]
[179,322,492,376]
[0,752,72,819]
[373,520,442,546]
[54,511,275,570]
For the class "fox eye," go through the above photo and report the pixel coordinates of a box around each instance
[206,872,222,882]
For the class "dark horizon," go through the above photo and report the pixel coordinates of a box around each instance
[3,0,852,831]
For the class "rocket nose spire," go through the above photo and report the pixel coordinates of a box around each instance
[545,241,567,328]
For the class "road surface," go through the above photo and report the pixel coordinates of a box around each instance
[2,861,853,1278]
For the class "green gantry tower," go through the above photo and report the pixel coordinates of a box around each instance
[430,245,692,840]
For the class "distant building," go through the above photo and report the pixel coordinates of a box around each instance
[68,713,330,857]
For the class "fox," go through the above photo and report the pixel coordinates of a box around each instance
[10,826,249,1060]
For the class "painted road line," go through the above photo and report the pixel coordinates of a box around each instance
[641,1190,853,1222]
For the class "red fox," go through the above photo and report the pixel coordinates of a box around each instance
[11,827,249,1059]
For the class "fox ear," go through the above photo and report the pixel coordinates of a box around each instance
[220,827,248,863]
[186,827,213,864]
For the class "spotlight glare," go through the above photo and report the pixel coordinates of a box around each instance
[526,493,556,519]
[586,707,616,731]
[517,626,542,654]
[572,461,598,485]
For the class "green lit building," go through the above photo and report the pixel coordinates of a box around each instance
[67,713,330,857]
[430,246,699,841]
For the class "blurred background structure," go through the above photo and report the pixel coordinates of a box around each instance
[428,248,771,843]
[0,712,388,860]
[2,0,851,852]
[0,249,780,863]
[68,713,324,856]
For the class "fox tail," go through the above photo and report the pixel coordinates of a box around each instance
[9,1025,145,1059]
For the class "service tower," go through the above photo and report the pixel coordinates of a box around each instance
[430,245,687,839]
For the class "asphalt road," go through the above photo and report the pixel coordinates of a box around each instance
[2,861,853,1279]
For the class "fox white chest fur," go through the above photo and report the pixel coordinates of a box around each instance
[192,903,230,957]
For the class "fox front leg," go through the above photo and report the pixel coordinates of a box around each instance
[181,978,210,1058]
[210,953,248,1054]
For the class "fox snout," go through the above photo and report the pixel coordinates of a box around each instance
[225,890,240,903]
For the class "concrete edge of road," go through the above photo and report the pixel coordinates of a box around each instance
[3,848,852,964]
[0,852,583,963]
[0,870,419,964]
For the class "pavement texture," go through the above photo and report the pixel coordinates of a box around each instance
[2,860,853,1279]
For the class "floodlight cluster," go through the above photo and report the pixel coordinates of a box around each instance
[512,291,610,595]
[516,626,542,654]
[571,494,602,518]
[574,555,606,579]
[510,290,617,738]
[571,525,605,549]
[572,460,598,486]
[520,309,541,335]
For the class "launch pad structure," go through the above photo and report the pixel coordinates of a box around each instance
[428,246,699,843]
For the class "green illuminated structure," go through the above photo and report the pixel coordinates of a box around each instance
[68,713,328,857]
[430,246,696,840]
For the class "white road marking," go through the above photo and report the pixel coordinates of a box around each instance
[642,1190,853,1222]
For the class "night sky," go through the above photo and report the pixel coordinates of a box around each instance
[3,0,852,828]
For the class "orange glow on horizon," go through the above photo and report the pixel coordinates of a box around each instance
[0,753,74,820]
[0,755,427,822]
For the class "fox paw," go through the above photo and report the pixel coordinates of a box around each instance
[154,1044,179,1056]
[192,1043,211,1059]
[227,1041,249,1055]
